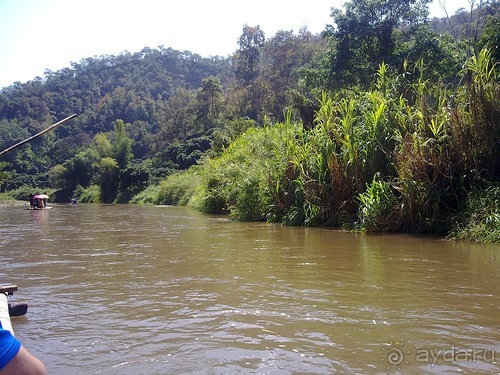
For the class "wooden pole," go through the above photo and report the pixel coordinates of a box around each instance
[0,113,77,157]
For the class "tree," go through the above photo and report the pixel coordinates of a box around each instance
[98,157,120,203]
[478,13,500,62]
[169,88,195,137]
[406,27,465,83]
[195,76,223,130]
[259,28,326,121]
[49,150,98,199]
[0,161,10,191]
[323,0,431,89]
[113,119,134,170]
[234,25,265,85]
[94,132,112,157]
[157,87,195,146]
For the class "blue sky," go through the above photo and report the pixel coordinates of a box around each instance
[0,0,473,89]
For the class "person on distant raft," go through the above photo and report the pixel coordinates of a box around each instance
[28,193,34,208]
[0,325,47,374]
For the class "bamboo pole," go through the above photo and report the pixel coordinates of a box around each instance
[0,113,77,157]
[0,292,14,335]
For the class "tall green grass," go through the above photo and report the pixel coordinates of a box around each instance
[142,48,499,241]
[189,119,302,221]
[131,167,201,206]
[449,185,500,242]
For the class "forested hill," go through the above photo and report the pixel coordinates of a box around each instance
[0,46,236,190]
[0,47,234,161]
[0,25,325,197]
[0,47,234,123]
[0,0,498,214]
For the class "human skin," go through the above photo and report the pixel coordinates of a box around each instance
[0,345,47,375]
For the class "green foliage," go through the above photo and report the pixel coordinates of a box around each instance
[78,184,101,203]
[6,187,50,201]
[259,29,326,122]
[0,192,17,203]
[455,48,499,179]
[0,119,29,155]
[0,161,10,190]
[450,185,500,242]
[0,46,235,199]
[285,74,398,226]
[185,48,498,241]
[156,135,211,170]
[113,119,134,170]
[155,168,201,206]
[323,0,431,89]
[129,184,160,205]
[93,132,113,158]
[357,174,399,232]
[0,3,498,242]
[235,25,265,84]
[406,27,465,84]
[478,13,500,62]
[288,94,355,226]
[208,117,257,152]
[189,122,300,220]
[195,76,223,130]
[49,149,99,194]
[98,157,120,203]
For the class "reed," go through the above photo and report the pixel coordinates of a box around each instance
[450,185,500,242]
[159,48,498,240]
[189,121,302,221]
[357,174,399,232]
[453,48,499,179]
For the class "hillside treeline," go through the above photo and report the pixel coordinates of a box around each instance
[1,0,499,241]
[0,29,324,195]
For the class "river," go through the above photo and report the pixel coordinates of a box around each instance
[1,204,498,374]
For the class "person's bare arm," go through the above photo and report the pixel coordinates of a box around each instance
[0,345,47,375]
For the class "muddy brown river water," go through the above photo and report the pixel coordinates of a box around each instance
[1,204,498,374]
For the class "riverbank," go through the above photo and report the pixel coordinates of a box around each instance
[0,196,25,206]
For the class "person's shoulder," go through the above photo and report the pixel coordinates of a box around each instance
[0,345,47,375]
[0,328,21,371]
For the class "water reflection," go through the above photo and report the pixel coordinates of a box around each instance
[0,204,498,374]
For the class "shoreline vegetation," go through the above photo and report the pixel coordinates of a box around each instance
[2,51,498,243]
[6,51,499,243]
[134,53,500,243]
[1,2,498,243]
[0,200,25,207]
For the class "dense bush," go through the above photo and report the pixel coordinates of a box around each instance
[450,185,500,242]
[189,120,301,221]
[165,50,499,241]
[1,1,497,242]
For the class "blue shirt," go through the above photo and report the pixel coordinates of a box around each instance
[0,324,21,371]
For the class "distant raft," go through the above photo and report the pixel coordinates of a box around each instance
[25,194,51,210]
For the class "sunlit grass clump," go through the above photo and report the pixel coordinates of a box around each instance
[450,186,500,243]
[188,120,302,221]
[142,48,499,241]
